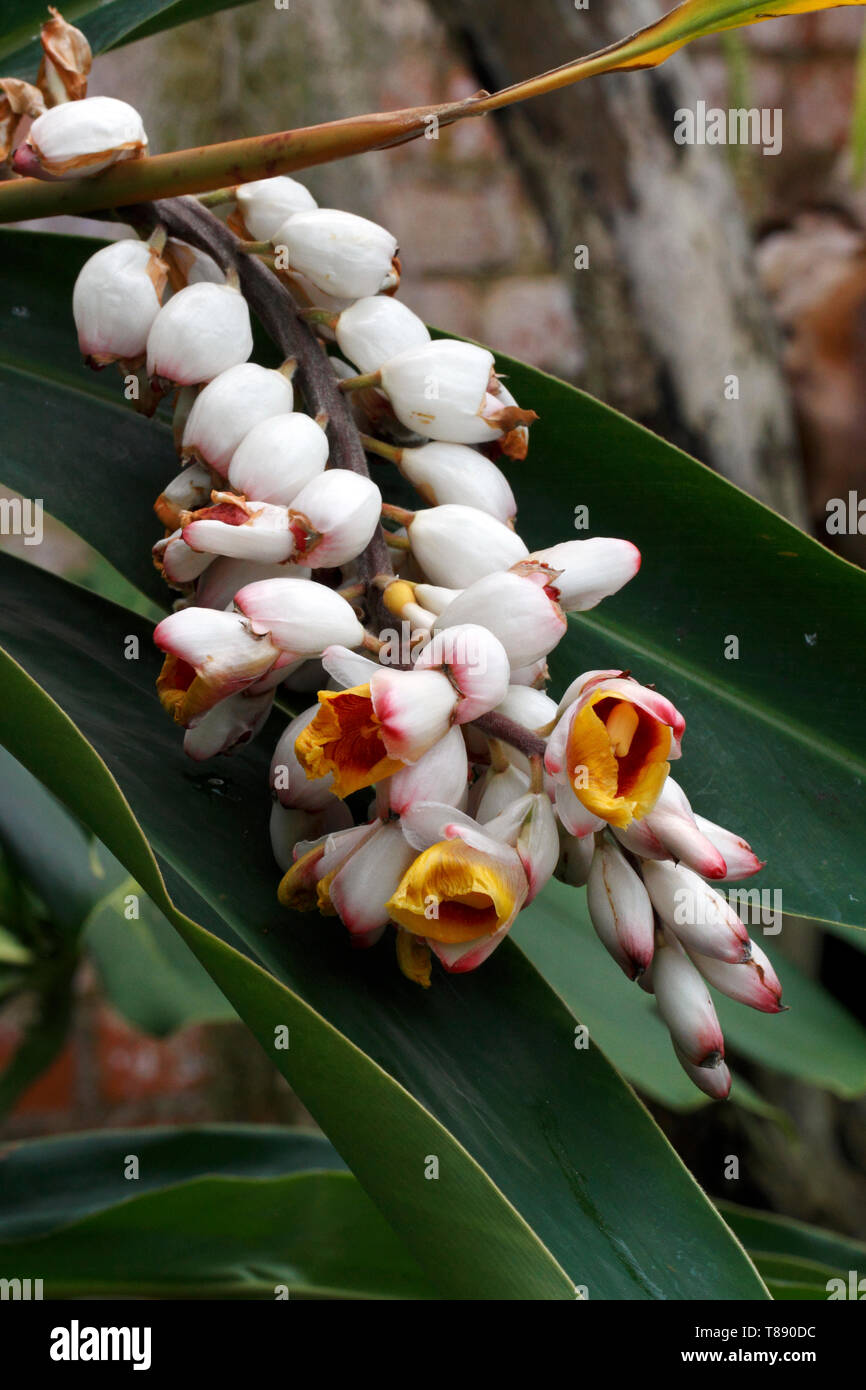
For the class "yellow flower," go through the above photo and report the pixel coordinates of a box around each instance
[294,684,403,798]
[566,689,671,828]
[387,838,526,944]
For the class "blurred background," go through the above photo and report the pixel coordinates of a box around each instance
[2,0,866,1248]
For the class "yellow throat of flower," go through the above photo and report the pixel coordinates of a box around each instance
[387,839,521,944]
[294,683,404,798]
[566,691,671,827]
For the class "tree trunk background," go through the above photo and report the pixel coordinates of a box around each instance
[435,0,809,524]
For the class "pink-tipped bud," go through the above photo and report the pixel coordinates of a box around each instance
[587,837,655,980]
[641,860,750,964]
[329,821,417,938]
[415,623,510,723]
[672,1043,732,1100]
[651,928,726,1068]
[693,813,766,880]
[643,778,728,879]
[528,538,641,613]
[688,939,784,1014]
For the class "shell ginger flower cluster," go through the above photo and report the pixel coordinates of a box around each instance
[61,126,782,1097]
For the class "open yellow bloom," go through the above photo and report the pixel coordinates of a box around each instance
[386,838,526,944]
[294,684,403,798]
[566,689,671,827]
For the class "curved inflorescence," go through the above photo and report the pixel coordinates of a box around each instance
[41,12,783,1100]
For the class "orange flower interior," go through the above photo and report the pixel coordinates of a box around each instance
[294,684,403,798]
[566,691,671,827]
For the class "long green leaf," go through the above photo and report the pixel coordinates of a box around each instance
[0,555,768,1300]
[0,1125,437,1299]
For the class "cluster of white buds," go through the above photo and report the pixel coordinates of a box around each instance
[66,154,782,1098]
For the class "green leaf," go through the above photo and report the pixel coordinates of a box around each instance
[0,555,768,1300]
[718,1199,866,1276]
[0,1,258,79]
[0,1125,437,1299]
[4,230,864,931]
[0,745,103,937]
[85,869,237,1035]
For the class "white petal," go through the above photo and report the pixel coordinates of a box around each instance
[146,282,252,385]
[408,505,528,588]
[227,413,328,505]
[336,296,429,374]
[234,578,365,656]
[181,363,294,475]
[236,176,317,240]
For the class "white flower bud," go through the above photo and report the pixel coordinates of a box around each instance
[233,577,365,658]
[397,441,516,523]
[385,726,469,817]
[181,363,295,475]
[587,838,655,980]
[407,504,528,588]
[335,296,429,374]
[183,497,294,564]
[146,282,253,386]
[528,538,642,612]
[72,240,167,367]
[14,96,147,178]
[235,176,317,240]
[473,762,529,824]
[272,208,399,298]
[641,860,750,964]
[494,684,558,733]
[154,607,281,725]
[271,705,342,811]
[434,566,565,667]
[379,340,497,443]
[153,530,213,586]
[651,928,726,1069]
[329,821,418,938]
[227,413,328,505]
[286,469,382,567]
